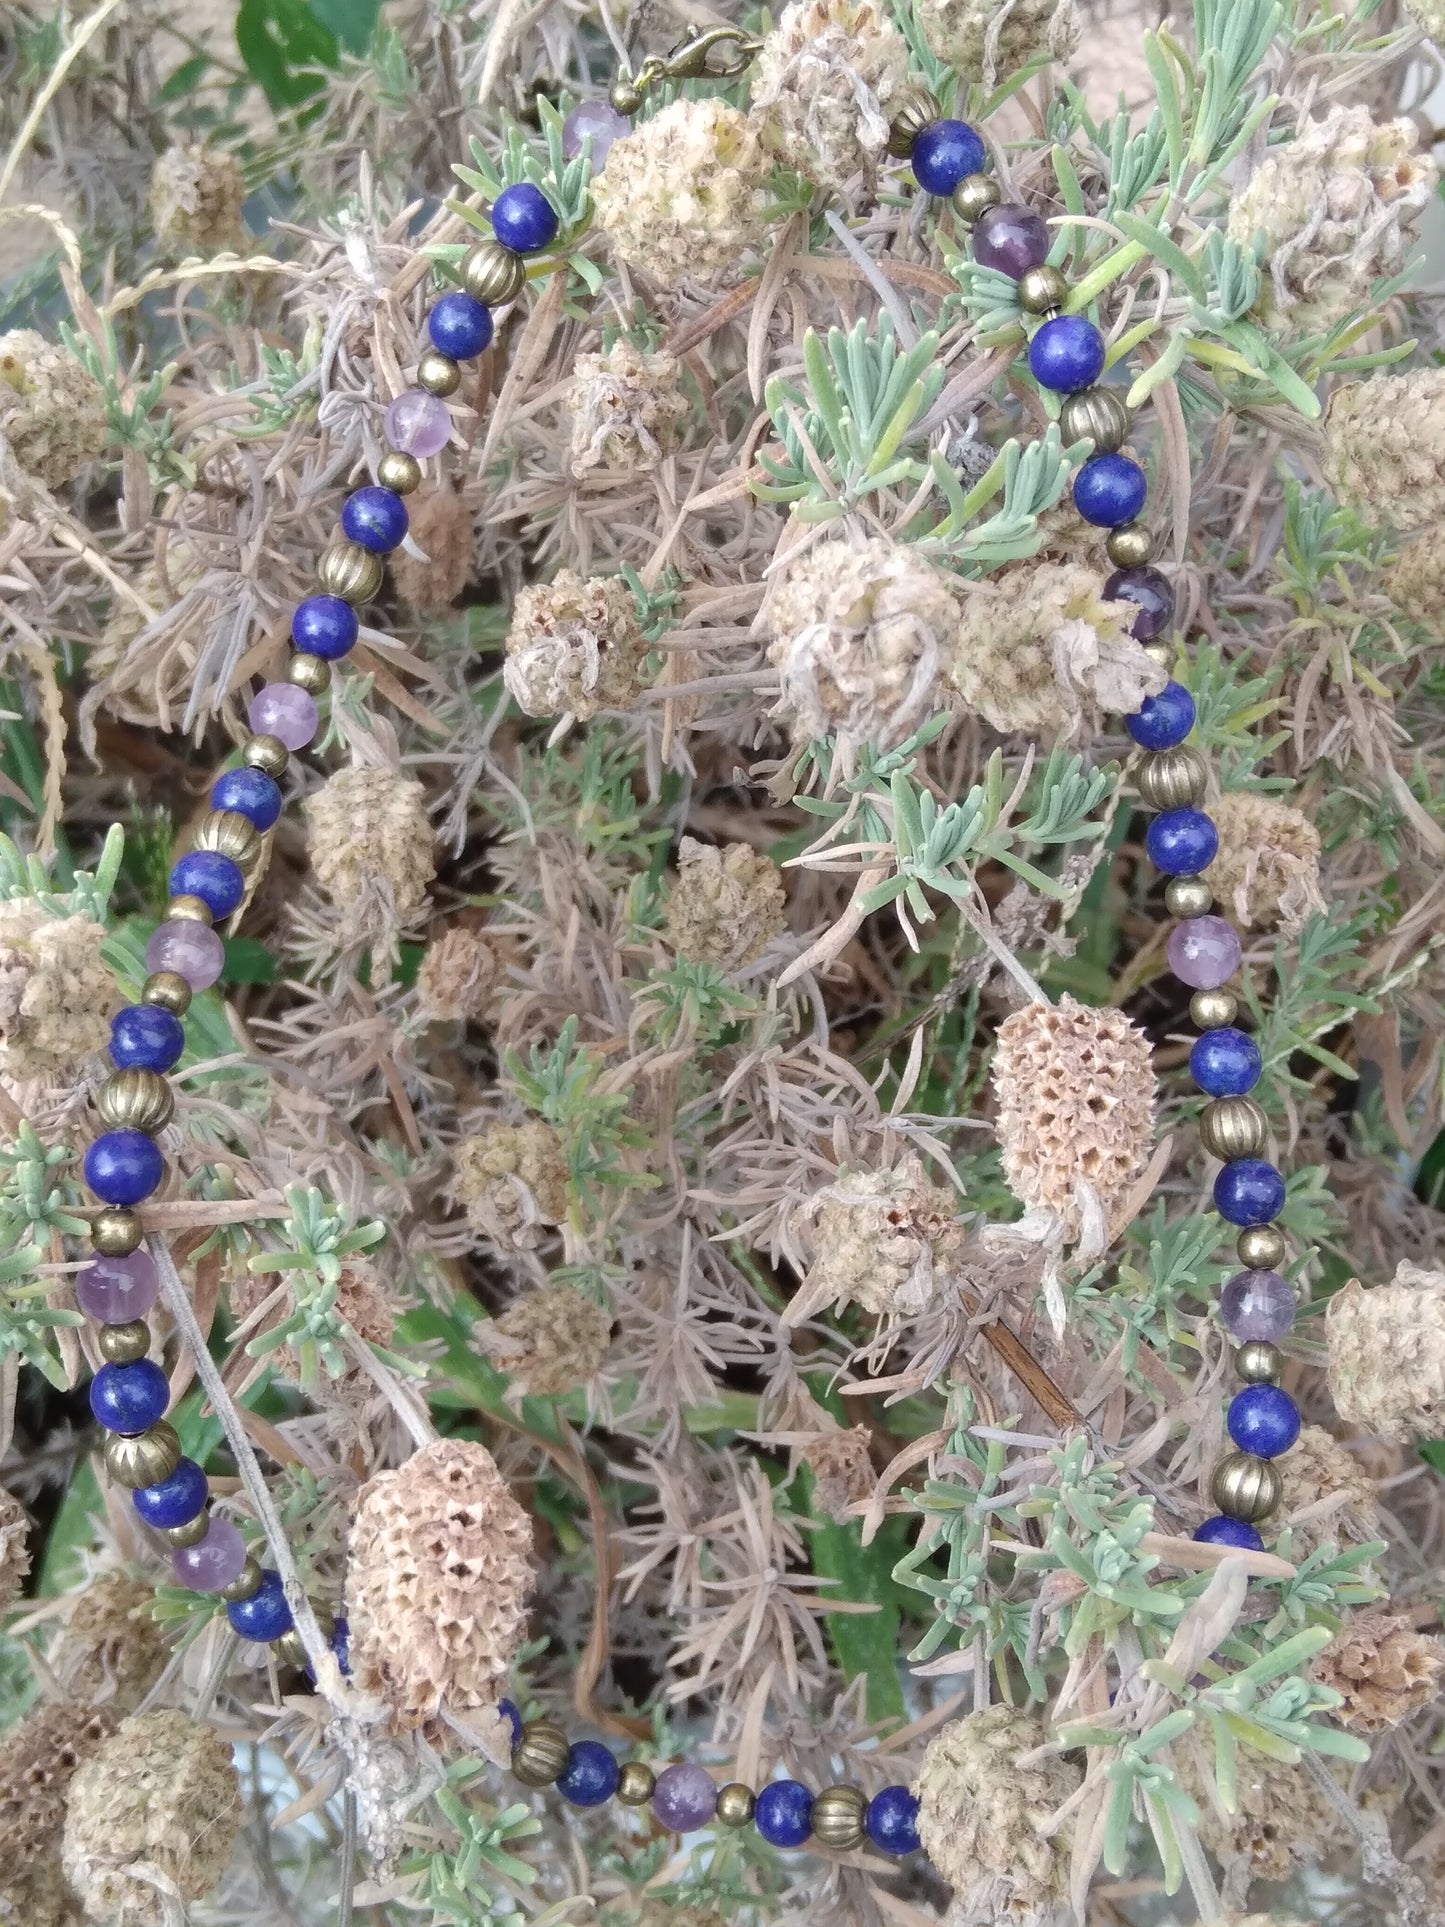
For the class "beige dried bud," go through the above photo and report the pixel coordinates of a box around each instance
[47,1572,169,1713]
[792,1152,966,1320]
[62,1710,241,1924]
[1276,1424,1380,1559]
[305,766,435,947]
[0,1485,29,1613]
[767,534,959,765]
[1382,530,1445,622]
[993,995,1156,1238]
[389,488,474,613]
[477,1284,612,1395]
[590,98,770,287]
[504,569,647,719]
[750,0,910,198]
[416,926,502,1022]
[663,838,787,973]
[0,330,108,488]
[1180,1747,1347,1882]
[569,340,690,476]
[802,1426,874,1523]
[0,903,117,1081]
[230,1259,394,1386]
[0,1700,118,1927]
[914,1706,1081,1914]
[1327,1265,1445,1442]
[1205,790,1324,933]
[148,142,246,253]
[946,561,1166,737]
[1228,107,1435,335]
[1311,1607,1445,1733]
[345,1438,534,1729]
[1325,367,1445,534]
[915,0,1081,89]
[454,1120,569,1250]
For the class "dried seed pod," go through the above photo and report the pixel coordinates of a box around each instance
[915,1706,1081,1912]
[1328,1265,1445,1442]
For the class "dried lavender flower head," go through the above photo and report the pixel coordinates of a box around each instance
[415,925,502,1023]
[1177,1746,1347,1882]
[1325,366,1445,533]
[148,141,246,253]
[1206,790,1325,932]
[345,1437,534,1730]
[47,1570,170,1712]
[390,488,475,614]
[0,1484,29,1612]
[568,340,691,476]
[1310,1606,1445,1733]
[916,0,1081,89]
[0,900,116,1082]
[0,330,108,489]
[1327,1263,1445,1441]
[453,1118,569,1251]
[788,1151,966,1322]
[750,0,911,199]
[0,1700,119,1927]
[1276,1423,1381,1559]
[504,569,647,720]
[477,1282,613,1396]
[304,765,436,950]
[662,838,787,973]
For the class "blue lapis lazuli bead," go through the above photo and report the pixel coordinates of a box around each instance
[1028,314,1105,392]
[755,1779,814,1848]
[1194,1514,1263,1551]
[169,849,245,919]
[84,1129,164,1206]
[212,765,282,832]
[341,486,408,554]
[109,1003,184,1074]
[1072,452,1148,528]
[133,1456,209,1529]
[1227,1382,1301,1459]
[498,1697,523,1748]
[1126,680,1195,750]
[1189,1026,1262,1098]
[491,182,558,254]
[865,1785,921,1856]
[1145,807,1219,875]
[90,1359,170,1434]
[331,1614,351,1675]
[557,1740,620,1807]
[428,290,494,360]
[911,119,986,195]
[291,594,359,660]
[227,1568,293,1641]
[1214,1157,1286,1227]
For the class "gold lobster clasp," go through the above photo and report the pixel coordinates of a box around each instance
[609,27,762,115]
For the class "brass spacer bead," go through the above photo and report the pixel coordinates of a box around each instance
[1019,264,1070,315]
[163,1512,211,1548]
[886,84,942,158]
[192,809,263,870]
[104,1422,181,1488]
[1199,1095,1269,1162]
[1136,745,1207,812]
[811,1784,867,1850]
[1142,640,1173,668]
[1238,1223,1288,1272]
[141,971,192,1017]
[317,540,386,604]
[1190,988,1237,1031]
[92,1207,144,1257]
[287,652,332,695]
[512,1719,570,1787]
[1058,386,1131,454]
[715,1781,756,1827]
[462,237,527,307]
[219,1555,263,1604]
[98,1069,175,1135]
[416,349,462,397]
[951,172,1003,226]
[1211,1449,1282,1523]
[1107,521,1155,568]
[98,1319,152,1365]
[377,449,423,495]
[243,735,289,780]
[1236,1339,1283,1385]
[1164,875,1213,919]
[164,893,213,925]
[617,1760,656,1805]
[271,1627,308,1669]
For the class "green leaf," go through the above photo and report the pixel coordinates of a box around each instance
[157,52,211,101]
[800,1467,908,1724]
[236,0,338,109]
[221,936,278,985]
[1113,211,1204,301]
[38,1458,101,1595]
[307,0,379,54]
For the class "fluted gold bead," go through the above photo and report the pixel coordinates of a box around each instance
[98,1069,174,1135]
[811,1784,866,1851]
[192,809,262,870]
[617,1761,656,1805]
[141,971,192,1017]
[1236,1339,1283,1385]
[462,238,527,307]
[287,652,331,695]
[1107,522,1155,568]
[243,734,289,780]
[886,84,942,157]
[1019,264,1069,315]
[163,1513,210,1548]
[98,1320,151,1365]
[1164,875,1213,919]
[951,172,1003,225]
[104,1422,180,1488]
[91,1207,144,1257]
[1190,989,1237,1031]
[1199,1095,1269,1162]
[1136,746,1207,812]
[1058,387,1131,454]
[715,1782,756,1828]
[164,893,213,925]
[272,1628,308,1668]
[219,1555,263,1604]
[1211,1450,1282,1523]
[317,540,385,605]
[378,449,422,495]
[512,1719,570,1787]
[1238,1223,1288,1272]
[417,349,462,397]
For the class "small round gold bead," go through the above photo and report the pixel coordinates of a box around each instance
[1136,746,1207,813]
[98,1320,151,1365]
[1143,640,1173,668]
[243,735,289,780]
[416,349,462,397]
[1190,988,1237,1031]
[617,1760,656,1805]
[1236,1339,1283,1385]
[141,971,191,1017]
[377,449,423,494]
[462,238,527,307]
[1199,1096,1269,1162]
[163,1512,211,1548]
[1107,522,1155,568]
[164,893,213,925]
[1019,264,1070,315]
[887,84,942,158]
[512,1719,570,1787]
[811,1784,866,1851]
[272,1628,308,1669]
[98,1069,175,1135]
[91,1207,144,1258]
[317,541,386,605]
[287,652,331,695]
[104,1422,180,1488]
[219,1555,263,1604]
[192,809,262,870]
[609,77,642,116]
[1058,387,1131,454]
[715,1782,756,1828]
[1164,875,1213,919]
[1238,1223,1288,1272]
[951,172,1003,226]
[1211,1449,1282,1523]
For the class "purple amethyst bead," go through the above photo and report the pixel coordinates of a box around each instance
[973,202,1050,279]
[562,99,631,170]
[1219,1269,1295,1342]
[247,682,318,751]
[384,387,453,460]
[1168,915,1242,990]
[146,918,225,991]
[652,1761,719,1831]
[1102,564,1174,640]
[173,1512,248,1591]
[76,1249,158,1323]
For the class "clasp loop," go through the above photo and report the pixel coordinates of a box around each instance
[610,27,761,113]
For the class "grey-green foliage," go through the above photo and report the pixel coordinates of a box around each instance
[0,823,123,921]
[245,1183,393,1394]
[0,1123,86,1386]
